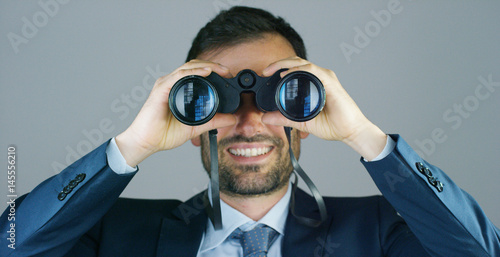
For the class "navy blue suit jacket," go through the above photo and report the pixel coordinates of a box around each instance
[1,135,499,256]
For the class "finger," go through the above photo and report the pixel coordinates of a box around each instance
[153,67,213,93]
[278,63,314,77]
[177,60,232,78]
[262,56,309,76]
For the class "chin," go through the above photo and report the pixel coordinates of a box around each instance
[222,172,286,196]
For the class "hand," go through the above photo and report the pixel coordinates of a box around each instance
[115,60,237,167]
[261,57,387,160]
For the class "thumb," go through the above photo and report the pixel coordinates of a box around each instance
[263,111,314,134]
[209,113,237,129]
[193,113,237,136]
[262,111,297,128]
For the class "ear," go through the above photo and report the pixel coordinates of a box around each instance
[191,136,201,147]
[299,131,309,139]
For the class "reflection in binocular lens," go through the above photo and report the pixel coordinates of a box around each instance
[174,81,216,122]
[279,77,320,119]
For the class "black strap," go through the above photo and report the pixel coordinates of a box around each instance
[207,129,222,230]
[285,126,328,227]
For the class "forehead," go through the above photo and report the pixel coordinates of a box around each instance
[197,34,296,76]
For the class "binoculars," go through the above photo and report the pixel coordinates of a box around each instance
[168,69,325,125]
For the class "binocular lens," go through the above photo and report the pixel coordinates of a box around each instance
[278,74,323,121]
[170,78,218,125]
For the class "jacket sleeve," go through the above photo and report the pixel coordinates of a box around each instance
[362,134,500,257]
[0,139,137,257]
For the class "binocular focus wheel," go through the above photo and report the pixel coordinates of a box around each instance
[238,71,256,88]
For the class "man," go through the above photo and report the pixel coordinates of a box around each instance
[1,6,499,257]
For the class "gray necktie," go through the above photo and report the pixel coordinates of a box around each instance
[230,224,278,257]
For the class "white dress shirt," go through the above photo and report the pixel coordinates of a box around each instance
[197,181,291,256]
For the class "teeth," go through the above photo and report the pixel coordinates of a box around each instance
[228,147,272,157]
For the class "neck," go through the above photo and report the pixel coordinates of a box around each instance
[220,183,289,221]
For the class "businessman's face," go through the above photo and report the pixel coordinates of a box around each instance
[193,33,308,197]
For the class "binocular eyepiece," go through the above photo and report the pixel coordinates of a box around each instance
[168,69,325,126]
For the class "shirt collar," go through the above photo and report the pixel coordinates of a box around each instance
[199,181,292,253]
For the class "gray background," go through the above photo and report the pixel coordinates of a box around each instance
[1,0,499,227]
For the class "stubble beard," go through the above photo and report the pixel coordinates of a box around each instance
[200,131,301,197]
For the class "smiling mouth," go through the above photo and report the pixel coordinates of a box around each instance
[228,146,273,157]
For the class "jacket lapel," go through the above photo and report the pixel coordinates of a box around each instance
[155,188,334,256]
[282,188,333,257]
[156,191,208,257]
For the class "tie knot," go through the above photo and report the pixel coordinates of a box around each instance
[230,224,278,257]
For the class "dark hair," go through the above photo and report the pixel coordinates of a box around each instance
[186,6,306,62]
